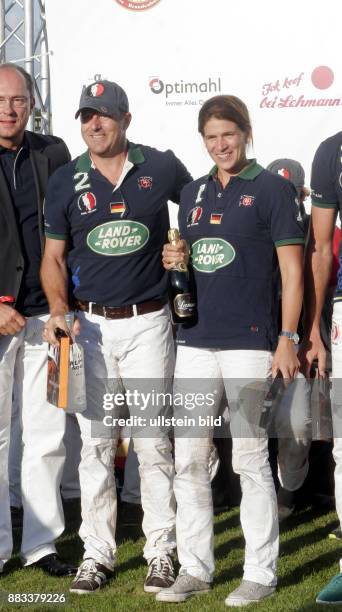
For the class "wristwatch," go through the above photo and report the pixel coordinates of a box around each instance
[279,330,300,345]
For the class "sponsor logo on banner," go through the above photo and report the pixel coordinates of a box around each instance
[87,220,149,256]
[138,176,153,190]
[115,0,160,9]
[78,192,97,214]
[187,206,203,227]
[148,76,222,107]
[260,65,342,110]
[239,195,255,207]
[191,238,235,273]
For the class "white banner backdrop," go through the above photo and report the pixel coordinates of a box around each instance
[45,0,341,218]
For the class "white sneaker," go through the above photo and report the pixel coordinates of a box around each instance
[225,580,275,607]
[156,573,211,602]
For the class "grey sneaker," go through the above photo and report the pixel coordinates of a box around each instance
[144,555,175,593]
[156,573,211,602]
[225,580,275,607]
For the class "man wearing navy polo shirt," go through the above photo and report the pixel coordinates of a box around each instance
[41,80,192,594]
[300,132,342,605]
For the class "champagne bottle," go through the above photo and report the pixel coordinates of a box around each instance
[167,228,196,324]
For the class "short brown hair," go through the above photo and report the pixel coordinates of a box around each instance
[0,63,34,98]
[198,95,252,137]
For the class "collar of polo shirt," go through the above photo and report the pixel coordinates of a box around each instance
[75,141,145,174]
[208,158,263,181]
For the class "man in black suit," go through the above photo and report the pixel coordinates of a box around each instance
[0,64,75,576]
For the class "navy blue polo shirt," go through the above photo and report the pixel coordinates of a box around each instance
[311,131,342,297]
[0,141,47,316]
[44,142,192,306]
[177,160,305,350]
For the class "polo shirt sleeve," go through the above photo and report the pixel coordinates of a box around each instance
[266,180,305,247]
[311,140,338,209]
[168,151,193,204]
[44,167,70,240]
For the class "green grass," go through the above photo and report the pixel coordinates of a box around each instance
[1,505,341,611]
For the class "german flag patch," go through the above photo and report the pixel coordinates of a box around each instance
[110,202,126,216]
[210,213,222,224]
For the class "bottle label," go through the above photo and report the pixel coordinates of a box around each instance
[174,293,196,317]
[174,262,187,273]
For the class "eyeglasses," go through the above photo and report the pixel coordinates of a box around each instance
[0,96,29,108]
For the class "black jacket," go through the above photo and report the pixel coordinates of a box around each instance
[0,131,70,302]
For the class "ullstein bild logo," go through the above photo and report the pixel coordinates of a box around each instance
[149,77,222,106]
[115,0,160,9]
[260,65,341,109]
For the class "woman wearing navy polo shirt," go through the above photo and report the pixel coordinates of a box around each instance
[157,96,305,607]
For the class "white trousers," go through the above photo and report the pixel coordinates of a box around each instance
[0,315,66,569]
[9,377,22,508]
[330,302,342,527]
[173,346,278,586]
[9,412,81,506]
[76,306,176,570]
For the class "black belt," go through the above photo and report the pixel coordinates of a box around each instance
[75,298,166,319]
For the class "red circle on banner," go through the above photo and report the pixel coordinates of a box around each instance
[115,0,160,9]
[311,66,334,90]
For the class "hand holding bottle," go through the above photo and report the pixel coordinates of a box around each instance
[164,229,196,324]
[162,231,189,271]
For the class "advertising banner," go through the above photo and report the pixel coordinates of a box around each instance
[45,0,341,216]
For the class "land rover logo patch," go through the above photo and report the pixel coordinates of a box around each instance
[87,220,149,256]
[191,238,235,272]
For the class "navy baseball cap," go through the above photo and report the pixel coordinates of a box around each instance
[75,80,129,119]
[266,158,305,189]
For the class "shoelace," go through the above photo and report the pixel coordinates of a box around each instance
[149,556,174,579]
[76,559,98,580]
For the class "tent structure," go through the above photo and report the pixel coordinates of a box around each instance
[0,0,51,133]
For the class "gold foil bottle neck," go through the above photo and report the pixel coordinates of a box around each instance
[168,228,180,245]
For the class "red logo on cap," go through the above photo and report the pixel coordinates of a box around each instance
[89,83,105,97]
[277,168,290,180]
[115,0,160,10]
